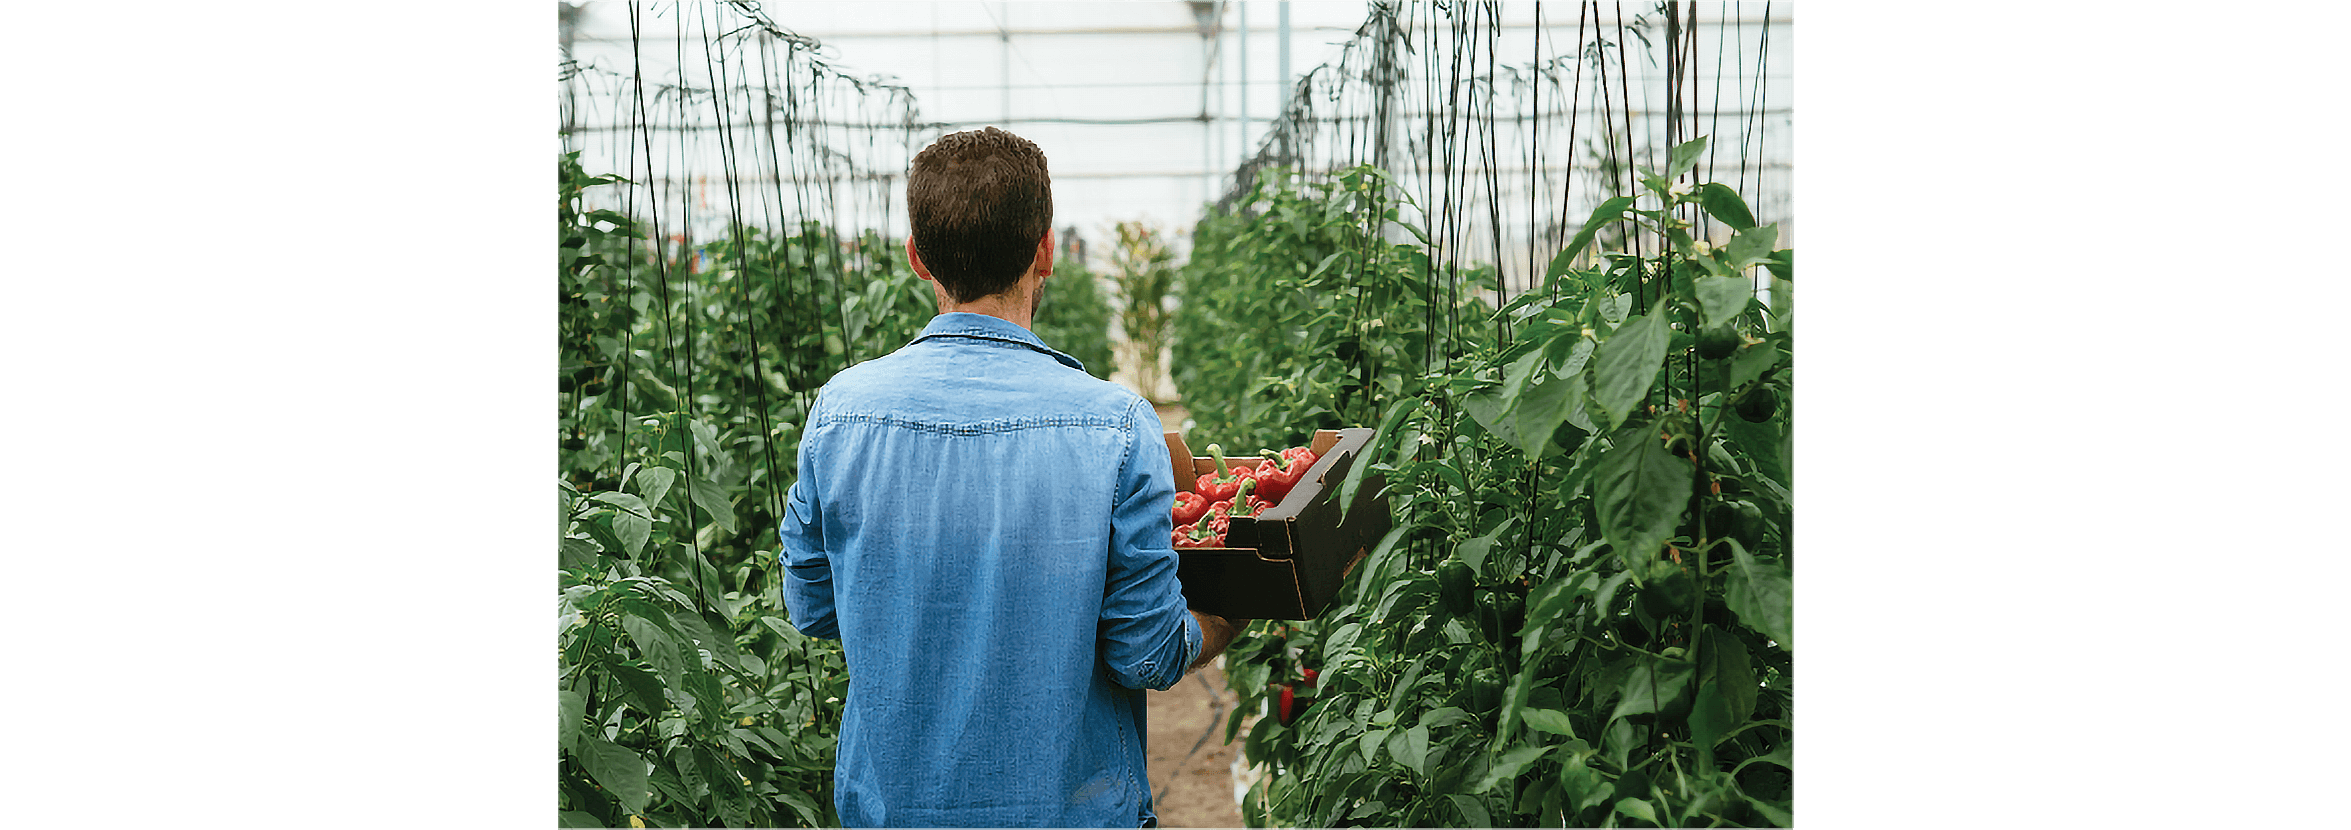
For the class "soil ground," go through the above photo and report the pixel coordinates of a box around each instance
[1145,659,1248,828]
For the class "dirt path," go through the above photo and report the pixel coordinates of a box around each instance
[1145,659,1248,827]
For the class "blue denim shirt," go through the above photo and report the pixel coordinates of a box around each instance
[780,312,1201,828]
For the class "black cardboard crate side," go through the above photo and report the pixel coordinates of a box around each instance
[1168,427,1391,620]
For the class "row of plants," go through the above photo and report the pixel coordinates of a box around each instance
[556,152,1118,828]
[1171,164,1499,450]
[1176,137,1794,827]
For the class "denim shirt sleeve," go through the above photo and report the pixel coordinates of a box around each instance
[779,430,840,640]
[1098,400,1202,691]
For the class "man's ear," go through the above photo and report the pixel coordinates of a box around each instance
[1033,228,1054,278]
[906,235,934,282]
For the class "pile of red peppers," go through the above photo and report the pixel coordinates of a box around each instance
[1169,442,1320,549]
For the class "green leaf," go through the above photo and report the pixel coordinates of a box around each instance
[603,661,667,714]
[1665,136,1709,182]
[1694,275,1755,330]
[577,738,650,814]
[1544,245,1584,287]
[1370,574,1437,623]
[1728,341,1782,391]
[1588,309,1670,430]
[644,761,686,813]
[668,606,744,672]
[1474,745,1556,794]
[1733,744,1793,776]
[1390,724,1430,776]
[1719,403,1789,488]
[1351,524,1412,601]
[1595,292,1633,326]
[1557,757,1613,812]
[1461,349,1534,422]
[1764,248,1793,281]
[1495,661,1537,750]
[559,537,601,570]
[1448,793,1493,828]
[631,466,677,516]
[1603,717,1638,774]
[1592,427,1693,570]
[619,612,682,687]
[757,615,801,645]
[670,746,708,808]
[612,512,650,558]
[688,475,736,534]
[556,811,603,828]
[1560,196,1636,265]
[1338,396,1419,524]
[693,744,747,807]
[1638,170,1673,197]
[1688,627,1759,749]
[558,690,585,756]
[1747,796,1793,826]
[589,491,649,516]
[682,660,731,728]
[1430,462,1469,495]
[1697,182,1756,230]
[1507,372,1583,459]
[1521,708,1578,738]
[1615,797,1661,824]
[777,791,824,827]
[1545,335,1594,380]
[1419,706,1471,731]
[1726,222,1779,270]
[1455,518,1514,577]
[1359,726,1392,767]
[1724,540,1794,650]
[1592,571,1634,620]
[1608,653,1696,722]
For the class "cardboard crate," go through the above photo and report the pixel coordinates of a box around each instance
[1165,427,1393,620]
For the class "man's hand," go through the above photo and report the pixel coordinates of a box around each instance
[1188,610,1251,673]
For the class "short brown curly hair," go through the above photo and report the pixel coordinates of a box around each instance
[905,127,1054,303]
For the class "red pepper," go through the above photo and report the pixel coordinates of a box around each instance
[1227,479,1259,514]
[1251,449,1306,505]
[1195,443,1248,502]
[1278,684,1296,724]
[1171,491,1209,526]
[1301,668,1319,688]
[1174,514,1219,548]
[1284,446,1319,476]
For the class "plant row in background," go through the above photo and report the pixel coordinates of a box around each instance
[556,153,1117,827]
[1177,137,1794,827]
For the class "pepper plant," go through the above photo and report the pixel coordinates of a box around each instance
[1201,138,1793,827]
[1172,164,1495,453]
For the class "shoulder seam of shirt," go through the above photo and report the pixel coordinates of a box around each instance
[809,411,1127,435]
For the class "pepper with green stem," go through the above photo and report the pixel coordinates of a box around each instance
[1196,443,1250,501]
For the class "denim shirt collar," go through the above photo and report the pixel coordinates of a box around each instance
[909,312,1087,373]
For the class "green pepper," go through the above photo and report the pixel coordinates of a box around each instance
[1465,667,1503,714]
[1439,561,1475,617]
[1637,561,1697,620]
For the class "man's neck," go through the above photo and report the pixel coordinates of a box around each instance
[933,271,1042,330]
[936,296,1031,331]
